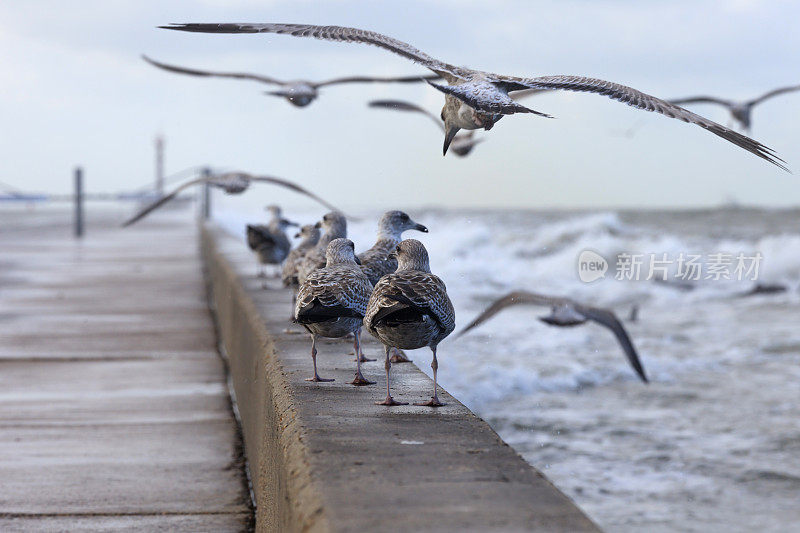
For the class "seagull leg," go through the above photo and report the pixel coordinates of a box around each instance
[415,346,445,407]
[376,345,407,406]
[349,330,375,386]
[353,327,375,362]
[389,347,412,363]
[305,333,333,382]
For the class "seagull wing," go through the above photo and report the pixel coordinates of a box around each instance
[510,88,548,100]
[142,54,284,85]
[159,23,467,80]
[313,73,440,88]
[487,75,787,171]
[749,84,800,106]
[368,99,445,132]
[457,291,564,337]
[576,305,648,383]
[245,174,358,220]
[121,176,207,227]
[667,96,734,108]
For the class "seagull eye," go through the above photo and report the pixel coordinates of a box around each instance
[400,213,409,221]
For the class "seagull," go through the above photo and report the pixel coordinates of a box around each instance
[246,205,297,280]
[281,223,321,289]
[670,84,800,132]
[458,290,648,383]
[296,212,347,286]
[358,210,428,364]
[142,54,438,107]
[368,100,484,157]
[365,239,455,406]
[295,238,375,385]
[358,210,428,285]
[161,23,787,170]
[122,171,347,227]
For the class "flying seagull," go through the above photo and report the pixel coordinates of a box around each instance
[122,171,347,227]
[160,23,787,170]
[458,290,648,383]
[368,99,484,157]
[670,84,800,132]
[142,54,438,107]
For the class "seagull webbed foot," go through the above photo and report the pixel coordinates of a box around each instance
[306,375,334,383]
[349,373,376,386]
[376,396,408,406]
[414,396,445,407]
[389,348,412,363]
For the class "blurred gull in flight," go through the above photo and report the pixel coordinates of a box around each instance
[122,171,348,227]
[670,84,800,132]
[368,99,484,157]
[142,54,438,107]
[458,290,649,383]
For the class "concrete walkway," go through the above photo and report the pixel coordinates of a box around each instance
[0,208,252,532]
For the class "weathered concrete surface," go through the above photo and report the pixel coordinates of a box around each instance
[0,209,252,532]
[203,223,601,533]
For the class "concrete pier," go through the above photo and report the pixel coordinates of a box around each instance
[203,223,601,533]
[0,210,252,532]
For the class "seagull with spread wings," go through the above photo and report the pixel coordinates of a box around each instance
[160,23,787,169]
[142,54,438,107]
[670,84,800,132]
[121,171,347,227]
[458,290,649,383]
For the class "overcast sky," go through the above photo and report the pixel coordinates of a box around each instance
[1,1,799,210]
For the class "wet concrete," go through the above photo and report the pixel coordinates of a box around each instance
[0,209,252,532]
[204,224,601,532]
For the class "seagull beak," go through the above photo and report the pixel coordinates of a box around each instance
[443,125,460,156]
[294,231,301,238]
[354,256,362,266]
[314,221,322,229]
[414,223,428,233]
[387,251,397,261]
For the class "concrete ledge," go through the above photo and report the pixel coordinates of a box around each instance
[202,223,601,533]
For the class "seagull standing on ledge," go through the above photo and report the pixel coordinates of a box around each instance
[246,205,297,281]
[296,212,347,285]
[142,54,438,107]
[669,84,800,132]
[358,210,429,364]
[458,291,649,383]
[365,240,455,407]
[282,223,321,289]
[161,23,787,169]
[295,239,374,385]
[122,171,348,227]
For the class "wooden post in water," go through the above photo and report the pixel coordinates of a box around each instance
[201,167,212,220]
[74,167,84,238]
